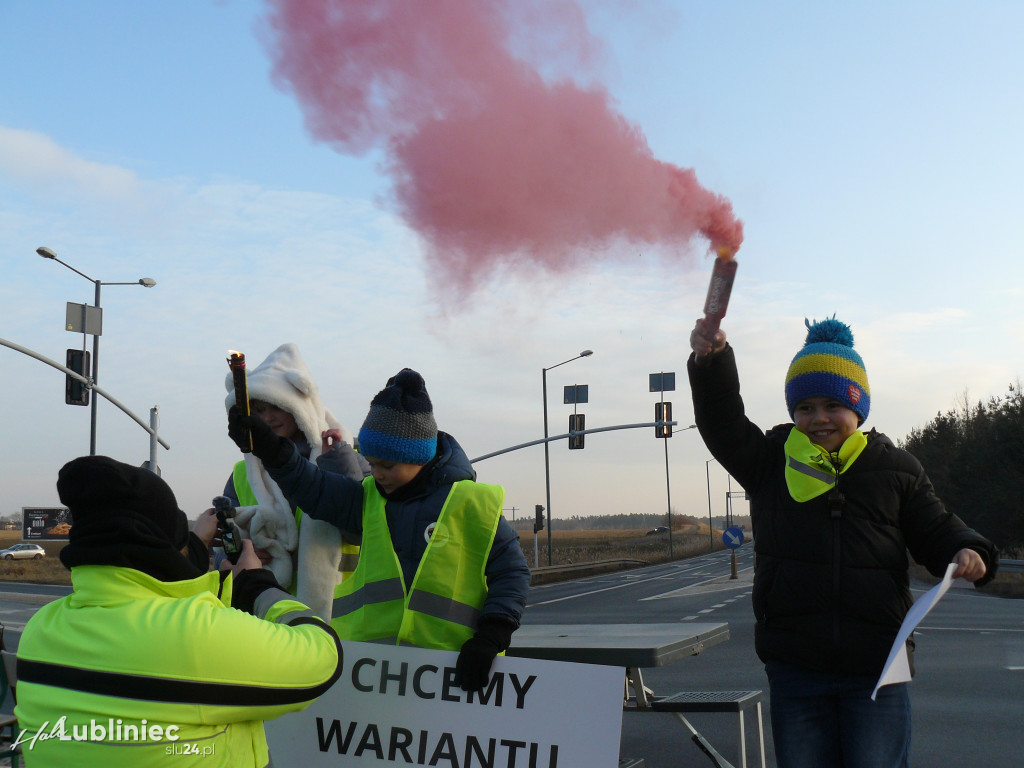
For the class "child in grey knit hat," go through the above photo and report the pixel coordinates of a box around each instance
[228,367,530,693]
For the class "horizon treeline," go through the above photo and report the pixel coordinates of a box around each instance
[900,380,1024,551]
[509,511,726,532]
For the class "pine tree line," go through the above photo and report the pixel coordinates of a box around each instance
[900,381,1024,551]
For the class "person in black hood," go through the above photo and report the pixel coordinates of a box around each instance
[16,455,342,766]
[688,316,997,768]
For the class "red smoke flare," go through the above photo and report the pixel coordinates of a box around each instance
[265,0,743,301]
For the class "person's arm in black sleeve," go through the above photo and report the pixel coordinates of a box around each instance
[900,455,1000,587]
[455,517,530,692]
[228,405,364,533]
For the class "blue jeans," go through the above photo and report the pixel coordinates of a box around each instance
[765,661,911,768]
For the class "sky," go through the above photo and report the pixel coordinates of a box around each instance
[2,0,1023,532]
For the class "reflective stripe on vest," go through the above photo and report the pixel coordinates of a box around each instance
[232,460,361,586]
[331,477,504,650]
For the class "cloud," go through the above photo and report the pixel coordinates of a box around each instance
[0,125,143,202]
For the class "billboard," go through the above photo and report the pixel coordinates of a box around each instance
[22,507,73,540]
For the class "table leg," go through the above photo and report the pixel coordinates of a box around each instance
[672,714,736,768]
[625,667,653,708]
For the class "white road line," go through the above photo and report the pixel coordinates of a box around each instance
[641,569,754,601]
[529,568,706,606]
[916,625,1024,633]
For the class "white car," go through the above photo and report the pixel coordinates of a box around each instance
[0,543,45,560]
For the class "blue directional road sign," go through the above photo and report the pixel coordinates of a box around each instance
[723,526,745,549]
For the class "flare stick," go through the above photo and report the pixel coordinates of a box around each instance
[227,351,252,453]
[702,249,738,339]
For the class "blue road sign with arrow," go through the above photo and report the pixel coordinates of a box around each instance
[723,526,744,549]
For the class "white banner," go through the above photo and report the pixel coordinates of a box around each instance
[266,640,624,768]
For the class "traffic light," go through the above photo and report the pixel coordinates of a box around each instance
[65,349,91,406]
[568,413,585,449]
[534,504,545,534]
[655,401,672,437]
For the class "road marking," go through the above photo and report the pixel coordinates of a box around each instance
[641,568,754,600]
[917,625,1024,633]
[529,560,754,606]
[529,568,702,606]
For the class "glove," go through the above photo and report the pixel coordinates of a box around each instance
[454,616,516,692]
[227,405,294,467]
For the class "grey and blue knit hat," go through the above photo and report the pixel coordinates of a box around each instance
[785,317,871,424]
[358,368,438,464]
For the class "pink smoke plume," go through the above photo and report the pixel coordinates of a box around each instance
[264,0,743,299]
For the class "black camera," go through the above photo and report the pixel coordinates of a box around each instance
[212,496,242,564]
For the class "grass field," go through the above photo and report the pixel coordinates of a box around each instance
[0,531,71,584]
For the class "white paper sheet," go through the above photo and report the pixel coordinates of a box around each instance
[871,561,958,700]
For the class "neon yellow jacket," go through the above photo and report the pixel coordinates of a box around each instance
[331,478,503,649]
[14,565,341,767]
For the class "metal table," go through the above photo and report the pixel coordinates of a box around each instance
[507,623,763,768]
[508,622,729,668]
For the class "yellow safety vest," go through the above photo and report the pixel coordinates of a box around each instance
[232,460,360,583]
[331,478,504,650]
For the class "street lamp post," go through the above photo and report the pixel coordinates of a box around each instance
[37,247,156,455]
[542,349,593,566]
[706,456,717,553]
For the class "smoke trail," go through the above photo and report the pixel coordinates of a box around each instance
[264,0,743,300]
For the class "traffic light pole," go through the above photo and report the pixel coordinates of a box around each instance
[0,337,169,451]
[89,279,101,455]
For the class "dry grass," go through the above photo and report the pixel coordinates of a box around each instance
[0,531,71,584]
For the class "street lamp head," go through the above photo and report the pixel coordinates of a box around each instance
[139,278,157,287]
[36,246,57,259]
[580,350,593,357]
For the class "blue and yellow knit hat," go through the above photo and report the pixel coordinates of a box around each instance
[785,317,870,424]
[358,368,438,464]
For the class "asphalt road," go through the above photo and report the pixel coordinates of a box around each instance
[523,549,1024,768]
[2,551,1022,767]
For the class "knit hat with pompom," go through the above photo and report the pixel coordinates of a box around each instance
[785,317,870,424]
[358,369,438,464]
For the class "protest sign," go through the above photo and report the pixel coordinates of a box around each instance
[266,640,623,768]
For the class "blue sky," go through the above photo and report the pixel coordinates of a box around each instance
[2,1,1022,528]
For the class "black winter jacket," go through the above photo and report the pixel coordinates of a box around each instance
[688,346,998,677]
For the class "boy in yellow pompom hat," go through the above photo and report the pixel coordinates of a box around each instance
[688,315,997,768]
